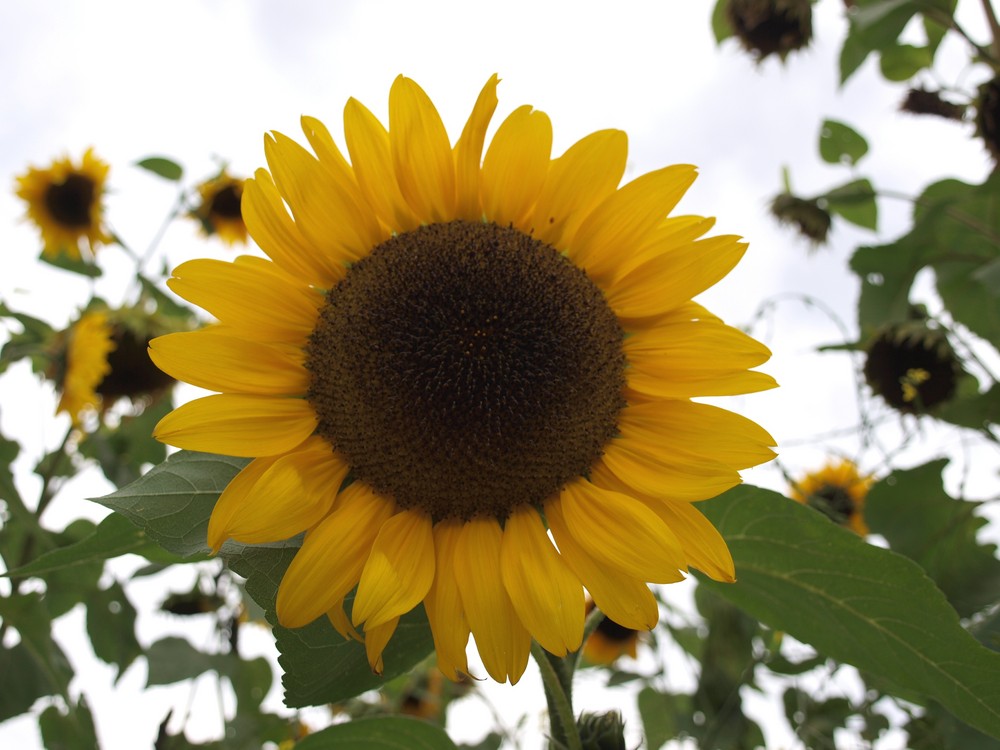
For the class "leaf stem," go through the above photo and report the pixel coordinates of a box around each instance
[531,641,582,750]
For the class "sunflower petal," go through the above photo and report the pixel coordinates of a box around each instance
[453,74,500,221]
[545,499,659,630]
[365,617,400,676]
[276,482,395,628]
[389,76,456,222]
[599,441,741,502]
[153,394,316,457]
[500,505,584,656]
[559,480,687,582]
[149,328,309,396]
[326,598,363,642]
[207,454,281,551]
[454,517,531,684]
[481,105,552,229]
[344,98,420,232]
[641,497,736,583]
[424,520,471,680]
[532,129,628,248]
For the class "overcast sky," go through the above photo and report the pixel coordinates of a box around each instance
[1,1,996,748]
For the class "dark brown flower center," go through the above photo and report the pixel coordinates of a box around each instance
[306,220,625,521]
[44,173,95,228]
[807,484,855,525]
[863,328,958,413]
[97,327,176,401]
[209,184,243,220]
[595,616,637,643]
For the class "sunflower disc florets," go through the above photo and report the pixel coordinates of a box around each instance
[726,0,813,62]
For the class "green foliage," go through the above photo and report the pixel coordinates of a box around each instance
[818,120,869,166]
[295,716,459,750]
[698,485,1000,740]
[86,580,142,680]
[39,699,98,750]
[822,178,878,231]
[135,156,184,181]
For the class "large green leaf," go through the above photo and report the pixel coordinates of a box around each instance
[818,120,869,166]
[86,580,142,680]
[823,178,878,231]
[697,485,1000,739]
[865,459,1000,618]
[295,716,458,750]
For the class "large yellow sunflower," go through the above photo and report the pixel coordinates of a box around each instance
[54,311,116,427]
[15,148,112,261]
[190,170,249,246]
[790,459,873,536]
[150,75,776,684]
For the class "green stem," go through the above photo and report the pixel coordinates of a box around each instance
[531,642,582,750]
[979,0,1000,63]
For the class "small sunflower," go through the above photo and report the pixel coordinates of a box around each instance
[190,170,248,246]
[790,459,872,536]
[150,76,777,683]
[582,601,641,665]
[726,0,813,62]
[97,311,177,404]
[15,148,112,261]
[53,311,116,427]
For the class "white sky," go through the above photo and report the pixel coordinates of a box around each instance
[1,1,997,749]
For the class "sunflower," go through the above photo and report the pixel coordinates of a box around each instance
[15,148,112,261]
[790,459,872,536]
[190,170,248,246]
[150,75,777,684]
[582,601,641,665]
[53,311,116,427]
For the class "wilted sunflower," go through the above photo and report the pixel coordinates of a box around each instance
[190,170,248,246]
[15,148,112,261]
[790,459,872,536]
[53,311,116,427]
[150,75,777,683]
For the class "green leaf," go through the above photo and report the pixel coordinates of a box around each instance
[80,397,172,487]
[0,642,61,721]
[135,156,184,181]
[934,380,1000,432]
[229,545,436,707]
[818,120,869,166]
[37,247,102,277]
[95,450,250,557]
[823,178,878,231]
[697,485,1000,740]
[86,580,142,680]
[711,0,733,43]
[865,459,1000,618]
[0,592,73,703]
[42,519,105,618]
[145,636,221,686]
[295,716,458,750]
[850,238,924,334]
[638,687,692,750]
[839,28,871,85]
[879,43,933,81]
[39,698,99,750]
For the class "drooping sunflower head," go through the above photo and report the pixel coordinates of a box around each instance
[770,192,831,246]
[51,310,116,427]
[900,87,967,122]
[15,148,112,261]
[974,75,1000,163]
[863,320,961,415]
[790,459,873,536]
[150,75,777,684]
[190,170,248,246]
[725,0,813,62]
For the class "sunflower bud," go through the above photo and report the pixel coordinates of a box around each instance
[900,87,967,121]
[726,0,813,62]
[770,192,831,245]
[577,711,627,750]
[863,320,962,414]
[974,76,1000,162]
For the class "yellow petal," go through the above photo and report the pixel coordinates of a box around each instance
[326,598,362,642]
[532,129,628,249]
[154,394,316,457]
[149,328,309,396]
[481,105,552,229]
[599,441,741,503]
[559,479,687,583]
[265,131,386,264]
[276,482,395,628]
[208,454,281,551]
[500,505,584,656]
[544,499,658,630]
[299,114,354,179]
[343,98,420,232]
[641,497,735,583]
[453,517,531,684]
[389,76,456,222]
[364,617,400,676]
[217,437,349,545]
[617,400,776,471]
[424,520,471,680]
[242,169,348,288]
[453,74,500,221]
[607,236,748,320]
[167,256,321,343]
[569,165,697,282]
[352,509,435,629]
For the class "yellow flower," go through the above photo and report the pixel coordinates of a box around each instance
[55,312,116,427]
[582,601,640,665]
[190,170,249,246]
[790,459,873,536]
[150,76,777,684]
[15,148,112,261]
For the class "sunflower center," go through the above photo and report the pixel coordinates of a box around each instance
[595,616,637,642]
[209,185,243,219]
[807,484,854,525]
[44,173,95,228]
[306,220,626,521]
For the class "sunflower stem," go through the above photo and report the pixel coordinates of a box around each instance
[531,641,582,750]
